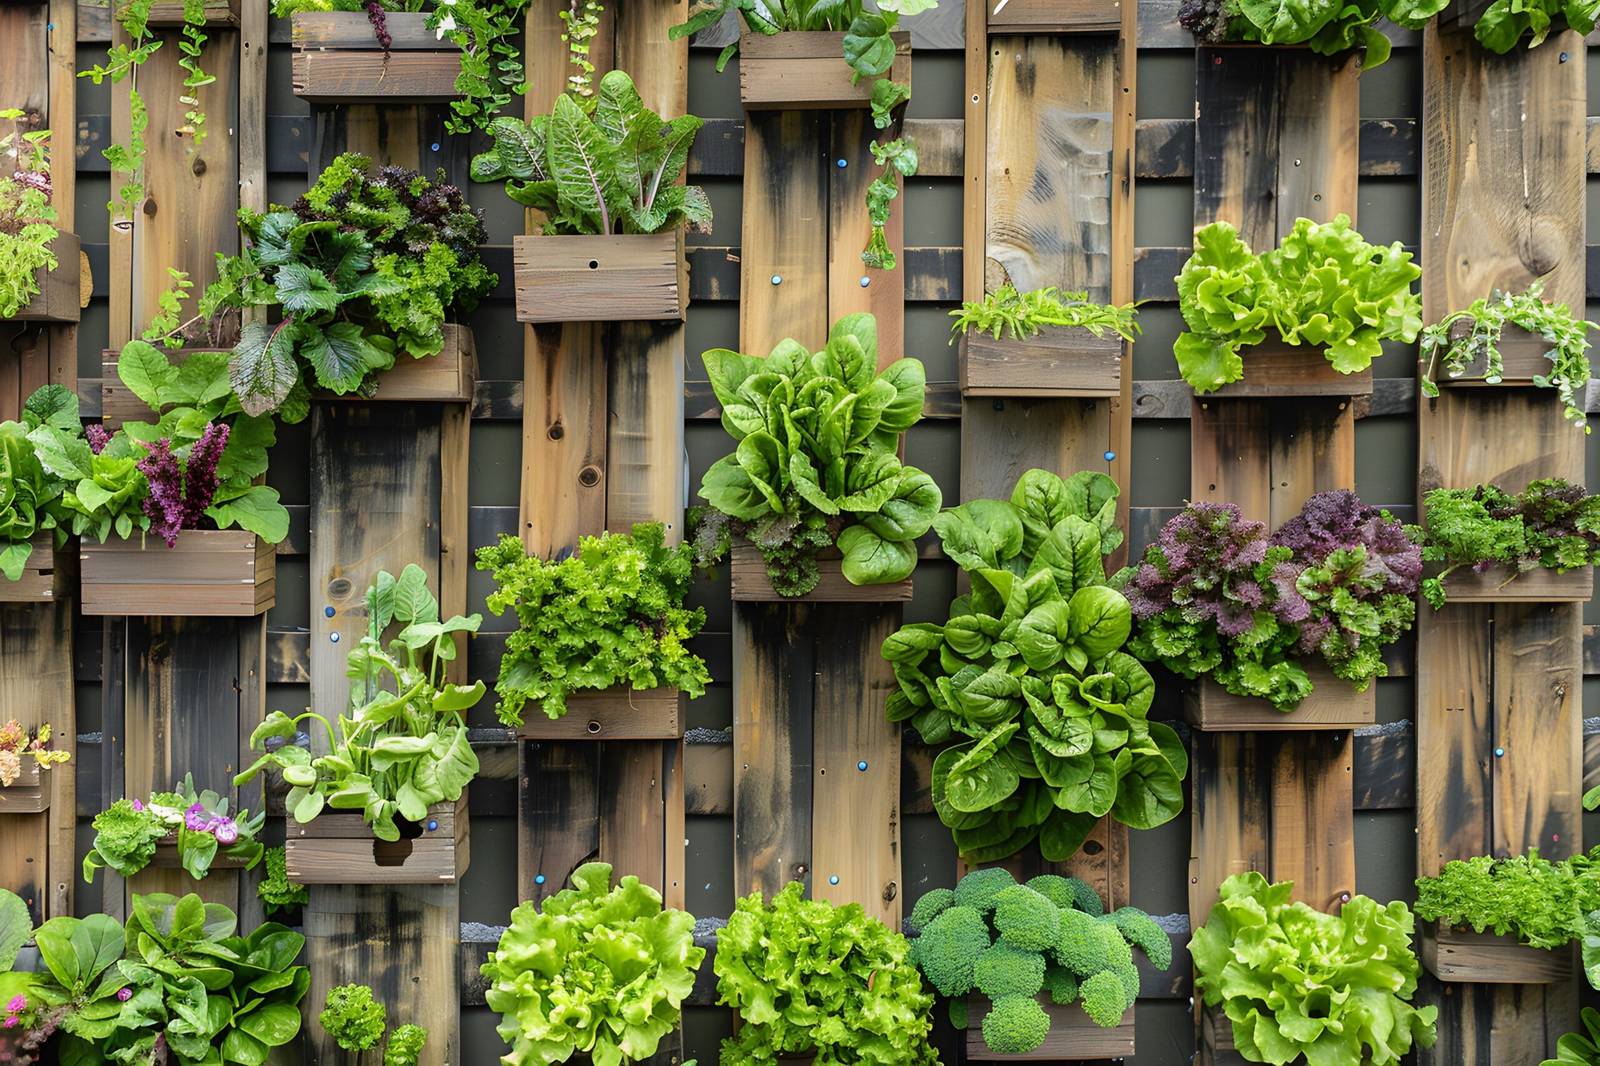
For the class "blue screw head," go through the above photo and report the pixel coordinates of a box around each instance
[837,158,848,168]
[324,605,335,618]
[426,819,438,831]
[1103,450,1116,462]
[828,875,839,885]
[430,142,441,151]
[1494,747,1505,757]
[857,760,868,771]
[1560,51,1570,62]
[771,274,782,286]
[329,632,340,643]
[859,276,870,288]
[534,874,546,885]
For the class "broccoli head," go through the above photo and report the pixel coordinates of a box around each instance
[908,886,955,934]
[320,983,387,1053]
[1053,907,1108,974]
[1111,960,1140,1007]
[1042,964,1079,1006]
[1111,906,1172,969]
[1097,919,1134,972]
[993,885,1062,951]
[1079,970,1130,1028]
[1023,874,1077,910]
[981,994,1051,1055]
[913,905,991,997]
[955,867,1017,915]
[973,942,1046,999]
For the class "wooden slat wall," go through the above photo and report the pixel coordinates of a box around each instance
[1186,47,1361,941]
[955,0,1135,913]
[1415,23,1586,1065]
[0,0,76,925]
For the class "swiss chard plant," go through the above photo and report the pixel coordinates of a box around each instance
[471,69,712,236]
[0,110,61,320]
[715,882,939,1063]
[235,565,484,842]
[883,469,1187,864]
[27,347,289,548]
[1174,214,1423,393]
[949,284,1141,344]
[476,523,711,728]
[908,868,1171,1055]
[1413,847,1600,952]
[0,386,80,582]
[1408,479,1600,607]
[1191,872,1437,1066]
[1177,0,1448,66]
[693,312,939,595]
[83,775,265,885]
[481,862,704,1066]
[202,154,496,419]
[1118,491,1421,712]
[1419,282,1596,431]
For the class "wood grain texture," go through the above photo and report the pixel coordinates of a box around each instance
[738,31,909,110]
[143,0,237,26]
[986,0,1124,33]
[517,689,684,741]
[733,605,813,899]
[1437,323,1559,385]
[292,53,462,101]
[828,109,903,363]
[1203,343,1373,399]
[1186,668,1376,732]
[729,544,912,602]
[0,603,72,920]
[291,11,456,49]
[10,232,81,323]
[80,531,274,617]
[739,109,829,353]
[0,532,68,603]
[965,999,1134,1059]
[1441,564,1593,604]
[514,232,686,323]
[959,327,1122,397]
[519,740,600,905]
[288,796,468,884]
[1421,926,1574,984]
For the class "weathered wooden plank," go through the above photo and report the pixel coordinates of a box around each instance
[733,606,814,897]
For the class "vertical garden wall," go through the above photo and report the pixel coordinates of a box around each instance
[0,0,1587,1063]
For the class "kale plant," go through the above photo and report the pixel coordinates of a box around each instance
[1419,282,1596,431]
[908,869,1170,1055]
[1177,0,1449,67]
[948,284,1141,343]
[0,111,61,319]
[476,523,711,727]
[203,154,495,418]
[1414,848,1600,951]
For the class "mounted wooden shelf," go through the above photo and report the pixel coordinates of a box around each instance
[513,232,686,323]
[0,531,68,604]
[1201,336,1372,399]
[965,998,1134,1061]
[145,0,240,27]
[0,763,49,815]
[9,232,81,324]
[1435,322,1554,388]
[327,324,477,403]
[738,31,910,110]
[291,12,461,102]
[729,542,912,603]
[286,794,468,885]
[1186,661,1375,732]
[80,530,275,617]
[958,327,1123,398]
[99,347,231,429]
[1418,923,1573,984]
[517,687,684,741]
[1438,563,1592,604]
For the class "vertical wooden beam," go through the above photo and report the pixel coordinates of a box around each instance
[1416,23,1585,1063]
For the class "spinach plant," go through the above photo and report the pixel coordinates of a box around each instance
[0,904,127,1058]
[883,469,1186,863]
[949,285,1140,343]
[202,154,495,418]
[0,386,79,581]
[1419,282,1595,431]
[83,775,265,884]
[1174,214,1422,393]
[1546,1007,1600,1066]
[693,312,940,595]
[235,565,484,842]
[1177,0,1448,66]
[471,69,712,236]
[0,110,61,320]
[1473,0,1600,50]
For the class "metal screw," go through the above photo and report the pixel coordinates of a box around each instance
[771,274,782,285]
[330,632,340,643]
[859,276,870,288]
[426,819,438,831]
[1561,51,1570,62]
[324,606,335,618]
[430,142,441,151]
[857,760,868,771]
[837,158,848,168]
[534,874,546,885]
[1103,450,1116,462]
[829,875,839,885]
[1494,746,1505,757]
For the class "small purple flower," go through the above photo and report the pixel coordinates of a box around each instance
[213,820,238,845]
[130,798,144,812]
[3,1014,16,1028]
[116,987,132,1002]
[184,803,209,832]
[6,994,25,1013]
[86,424,110,454]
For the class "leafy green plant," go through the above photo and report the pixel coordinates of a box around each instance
[0,719,70,788]
[1544,1007,1600,1066]
[0,110,61,320]
[908,869,1171,1055]
[716,881,938,1063]
[1176,0,1448,67]
[257,846,309,917]
[202,154,495,419]
[693,313,939,595]
[1408,480,1600,608]
[883,469,1185,863]
[481,862,703,1066]
[83,775,265,884]
[1413,848,1600,951]
[321,983,387,1052]
[1,907,128,1058]
[1191,872,1437,1066]
[1474,0,1600,51]
[235,565,483,842]
[1173,215,1423,393]
[949,284,1140,343]
[0,386,79,581]
[1419,283,1595,431]
[471,69,712,237]
[476,523,711,727]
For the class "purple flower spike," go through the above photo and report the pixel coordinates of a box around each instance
[86,424,110,454]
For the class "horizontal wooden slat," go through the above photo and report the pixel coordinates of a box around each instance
[517,688,683,740]
[291,11,457,50]
[1186,663,1377,732]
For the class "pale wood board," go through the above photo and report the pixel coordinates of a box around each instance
[1421,926,1574,984]
[738,31,909,110]
[518,689,684,741]
[966,999,1135,1060]
[513,232,686,323]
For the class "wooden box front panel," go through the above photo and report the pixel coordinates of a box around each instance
[291,12,462,101]
[11,232,81,324]
[0,762,48,815]
[80,530,275,617]
[0,532,66,604]
[1419,924,1574,984]
[959,326,1123,397]
[144,0,239,26]
[966,997,1135,1060]
[1186,661,1377,732]
[738,31,911,110]
[1440,563,1592,604]
[513,232,686,323]
[729,543,913,603]
[1204,336,1373,399]
[518,687,684,741]
[287,795,468,884]
[100,347,234,430]
[1437,323,1556,387]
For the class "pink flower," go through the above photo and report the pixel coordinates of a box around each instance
[184,803,209,832]
[3,1014,16,1028]
[214,820,238,845]
[130,798,143,812]
[116,987,132,1002]
[6,995,24,1013]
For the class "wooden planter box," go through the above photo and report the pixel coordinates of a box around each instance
[513,232,686,323]
[144,0,239,26]
[1419,923,1573,984]
[100,347,231,430]
[729,542,912,603]
[1201,335,1373,399]
[150,831,254,872]
[1185,660,1375,731]
[965,997,1134,1060]
[1437,562,1592,603]
[291,12,462,102]
[517,687,684,741]
[0,531,68,604]
[958,326,1123,398]
[1435,322,1554,388]
[987,0,1122,32]
[0,762,48,815]
[739,31,911,110]
[80,530,275,617]
[285,794,468,885]
[9,232,80,324]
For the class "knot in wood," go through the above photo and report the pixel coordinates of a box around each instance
[143,198,158,217]
[327,576,353,600]
[881,881,898,903]
[191,157,208,177]
[547,423,565,441]
[578,465,602,488]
